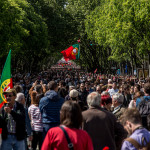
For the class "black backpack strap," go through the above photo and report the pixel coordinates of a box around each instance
[60,126,74,150]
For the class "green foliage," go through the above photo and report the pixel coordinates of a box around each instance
[2,0,150,73]
[85,0,150,67]
[0,0,49,72]
[0,0,28,57]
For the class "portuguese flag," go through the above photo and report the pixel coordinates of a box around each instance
[61,44,80,61]
[0,50,13,109]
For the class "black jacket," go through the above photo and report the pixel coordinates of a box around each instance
[0,101,26,140]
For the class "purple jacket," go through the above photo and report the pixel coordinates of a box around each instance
[121,128,150,150]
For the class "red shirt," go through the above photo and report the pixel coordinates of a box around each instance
[42,126,93,150]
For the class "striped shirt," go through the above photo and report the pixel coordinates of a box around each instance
[28,104,43,132]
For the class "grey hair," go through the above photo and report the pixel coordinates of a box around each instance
[87,92,101,108]
[16,93,25,102]
[112,93,124,104]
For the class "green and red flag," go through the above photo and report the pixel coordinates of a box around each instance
[0,50,13,108]
[61,44,80,61]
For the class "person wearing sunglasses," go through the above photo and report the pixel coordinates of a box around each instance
[0,88,26,150]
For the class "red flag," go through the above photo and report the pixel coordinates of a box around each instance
[61,44,80,61]
[94,68,97,74]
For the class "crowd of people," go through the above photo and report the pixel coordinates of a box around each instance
[0,69,150,150]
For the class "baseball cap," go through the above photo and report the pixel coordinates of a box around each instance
[69,89,79,98]
[3,88,17,96]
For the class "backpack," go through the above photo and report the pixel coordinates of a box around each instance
[137,97,150,130]
[125,137,150,150]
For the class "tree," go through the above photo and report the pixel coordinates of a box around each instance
[0,0,49,73]
[65,0,105,71]
[85,0,150,73]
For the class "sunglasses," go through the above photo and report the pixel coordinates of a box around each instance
[5,94,14,97]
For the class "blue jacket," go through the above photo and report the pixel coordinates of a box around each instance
[136,96,150,107]
[39,90,64,124]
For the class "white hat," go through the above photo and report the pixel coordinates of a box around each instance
[69,89,79,98]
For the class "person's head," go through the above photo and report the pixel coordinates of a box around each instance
[87,92,101,108]
[3,88,17,106]
[48,81,58,92]
[35,84,43,94]
[112,82,117,89]
[130,86,134,94]
[60,101,82,129]
[31,91,39,105]
[101,95,112,111]
[96,85,101,94]
[120,108,142,135]
[144,83,150,95]
[80,83,85,91]
[134,84,140,93]
[14,85,23,93]
[69,89,79,101]
[59,80,66,87]
[112,93,124,108]
[123,84,130,95]
[85,82,90,90]
[16,93,26,106]
[134,91,144,100]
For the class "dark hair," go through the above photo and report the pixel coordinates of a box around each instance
[123,84,130,91]
[120,108,141,125]
[134,84,141,92]
[144,83,150,95]
[35,84,42,93]
[60,80,66,86]
[48,81,58,90]
[14,85,22,93]
[60,101,82,129]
